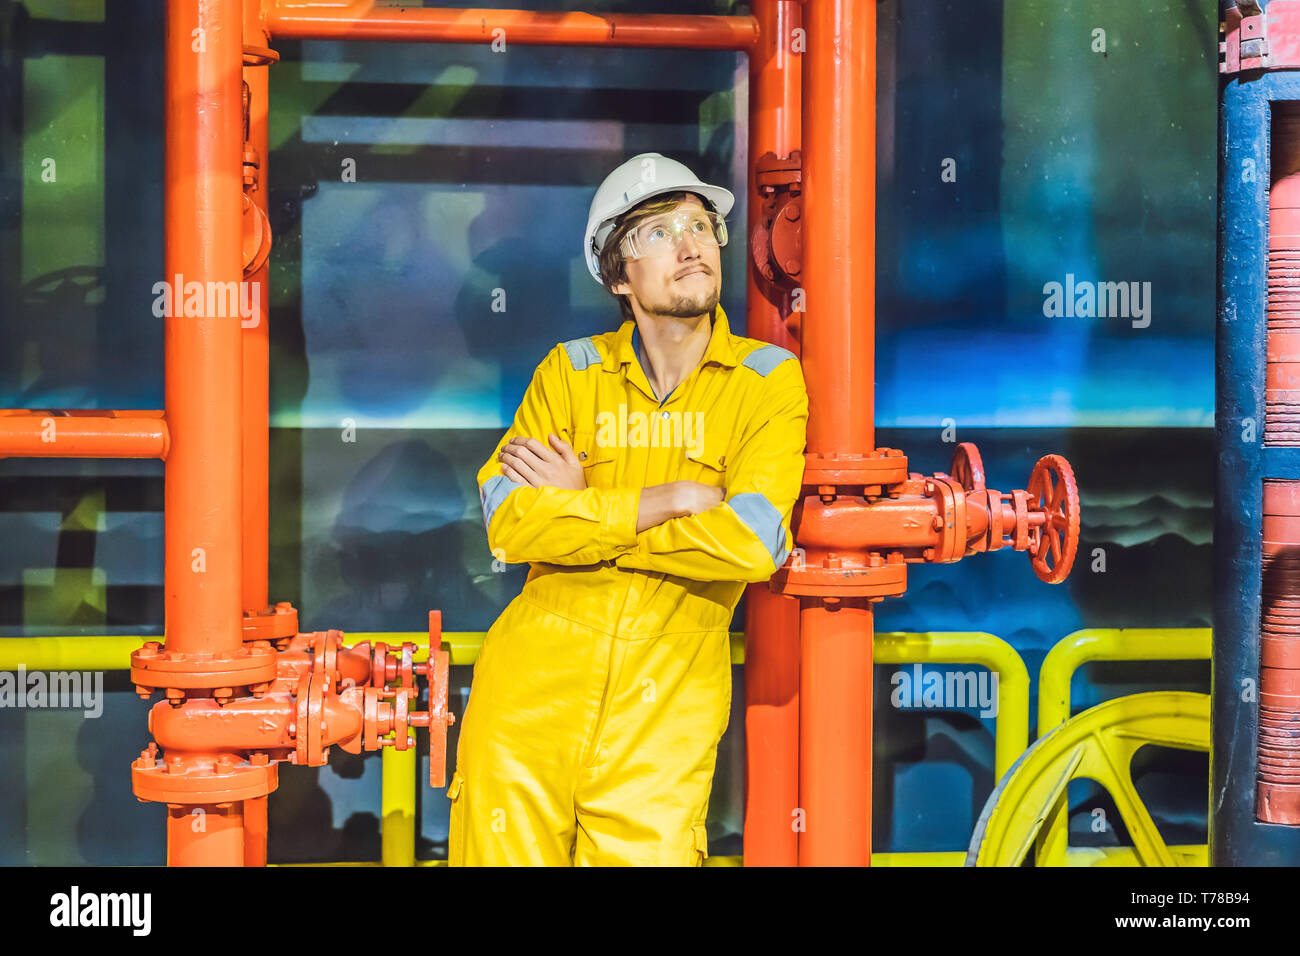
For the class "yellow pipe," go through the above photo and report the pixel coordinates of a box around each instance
[346,632,748,666]
[875,632,1029,780]
[0,632,462,670]
[348,632,466,665]
[381,736,417,868]
[1038,628,1212,735]
[0,635,141,671]
[4,629,1023,682]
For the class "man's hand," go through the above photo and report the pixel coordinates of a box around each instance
[674,480,724,516]
[498,434,586,491]
[635,480,724,533]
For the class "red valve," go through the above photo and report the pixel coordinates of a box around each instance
[242,193,271,277]
[1026,454,1080,584]
[424,610,452,787]
[424,647,453,788]
[950,442,985,493]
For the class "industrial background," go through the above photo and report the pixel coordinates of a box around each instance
[0,0,1214,864]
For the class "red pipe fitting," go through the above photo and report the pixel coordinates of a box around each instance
[131,639,279,694]
[133,617,454,821]
[242,601,300,642]
[751,149,804,317]
[775,443,1080,600]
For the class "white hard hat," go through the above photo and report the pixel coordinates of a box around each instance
[584,152,735,285]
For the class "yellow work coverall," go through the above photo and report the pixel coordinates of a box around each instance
[449,304,808,866]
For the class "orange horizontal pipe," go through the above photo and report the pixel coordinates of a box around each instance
[149,697,295,752]
[795,496,994,551]
[0,410,168,459]
[268,1,759,50]
[148,692,365,754]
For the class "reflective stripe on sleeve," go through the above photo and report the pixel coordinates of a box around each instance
[480,473,526,534]
[725,492,790,569]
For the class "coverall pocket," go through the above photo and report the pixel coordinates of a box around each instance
[573,429,617,487]
[447,771,466,866]
[684,442,728,488]
[690,822,710,866]
[719,665,734,739]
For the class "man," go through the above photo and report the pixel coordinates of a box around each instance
[448,152,808,866]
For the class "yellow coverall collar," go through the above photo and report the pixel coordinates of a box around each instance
[607,303,741,373]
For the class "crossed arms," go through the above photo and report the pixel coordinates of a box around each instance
[476,345,808,583]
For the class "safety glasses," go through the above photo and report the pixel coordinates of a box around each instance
[619,207,729,261]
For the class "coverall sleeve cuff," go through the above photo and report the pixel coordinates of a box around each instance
[601,486,642,553]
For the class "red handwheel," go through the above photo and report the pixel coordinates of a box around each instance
[951,442,986,492]
[1027,454,1080,584]
[425,610,453,788]
[426,647,452,787]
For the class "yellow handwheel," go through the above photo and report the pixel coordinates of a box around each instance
[965,691,1209,867]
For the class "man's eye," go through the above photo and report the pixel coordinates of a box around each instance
[647,228,667,242]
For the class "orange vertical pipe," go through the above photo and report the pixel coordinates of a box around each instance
[165,0,245,659]
[242,0,273,868]
[165,0,247,866]
[799,598,873,864]
[743,0,802,868]
[243,795,269,866]
[167,803,245,867]
[797,0,875,866]
[243,0,271,614]
[743,587,801,865]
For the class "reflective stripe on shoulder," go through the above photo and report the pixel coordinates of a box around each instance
[561,337,602,371]
[741,343,797,377]
[480,473,526,533]
[725,492,790,569]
